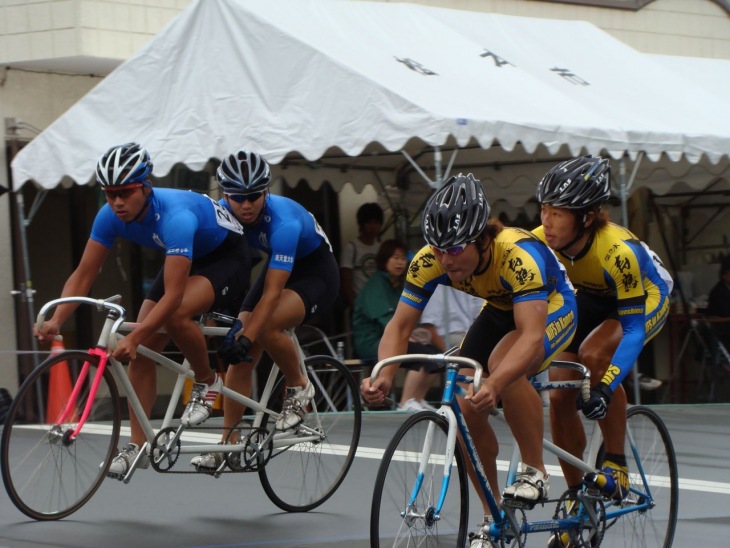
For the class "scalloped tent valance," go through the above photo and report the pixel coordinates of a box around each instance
[11,0,730,204]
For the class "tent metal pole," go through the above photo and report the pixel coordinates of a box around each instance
[433,146,442,187]
[401,149,437,189]
[399,145,463,343]
[14,190,44,420]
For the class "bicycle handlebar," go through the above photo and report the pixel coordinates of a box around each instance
[370,354,484,391]
[37,295,127,335]
[546,360,592,402]
[370,355,592,402]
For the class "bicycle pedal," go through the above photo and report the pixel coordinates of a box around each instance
[502,498,535,510]
[192,465,222,477]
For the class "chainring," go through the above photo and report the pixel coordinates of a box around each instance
[500,506,527,548]
[242,427,273,471]
[150,426,181,471]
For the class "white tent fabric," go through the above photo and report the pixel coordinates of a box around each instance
[11,0,730,197]
[650,54,730,103]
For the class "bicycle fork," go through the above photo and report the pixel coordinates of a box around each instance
[52,347,110,442]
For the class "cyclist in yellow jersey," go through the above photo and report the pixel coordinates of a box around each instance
[361,174,577,539]
[533,156,672,544]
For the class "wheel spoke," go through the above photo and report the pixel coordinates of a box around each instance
[258,356,361,512]
[1,352,120,520]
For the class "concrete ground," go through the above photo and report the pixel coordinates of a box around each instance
[1,404,728,547]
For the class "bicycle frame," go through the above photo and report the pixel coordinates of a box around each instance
[37,295,324,482]
[370,353,660,543]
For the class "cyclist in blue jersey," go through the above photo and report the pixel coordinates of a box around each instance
[533,156,672,545]
[34,143,253,477]
[361,175,577,546]
[191,149,340,471]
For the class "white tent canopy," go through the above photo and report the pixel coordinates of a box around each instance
[11,0,730,203]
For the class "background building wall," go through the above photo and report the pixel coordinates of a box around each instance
[0,67,100,393]
[2,0,729,69]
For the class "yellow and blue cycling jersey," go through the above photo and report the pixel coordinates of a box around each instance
[402,227,577,371]
[532,222,671,389]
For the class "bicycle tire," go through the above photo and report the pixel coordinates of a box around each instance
[1,351,121,520]
[258,355,362,512]
[371,411,469,547]
[594,405,678,548]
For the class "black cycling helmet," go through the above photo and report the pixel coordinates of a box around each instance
[536,155,611,210]
[96,142,153,187]
[422,173,490,248]
[217,150,271,194]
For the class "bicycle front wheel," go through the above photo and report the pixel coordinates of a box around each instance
[1,351,120,520]
[259,355,362,512]
[598,405,678,548]
[371,411,469,547]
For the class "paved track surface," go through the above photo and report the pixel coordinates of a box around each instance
[1,404,728,547]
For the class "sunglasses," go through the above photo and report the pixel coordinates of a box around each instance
[226,191,264,203]
[430,241,474,257]
[103,183,144,199]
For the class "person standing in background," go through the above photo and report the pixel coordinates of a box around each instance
[706,256,730,351]
[398,285,486,411]
[340,203,383,309]
[420,284,484,350]
[351,239,442,411]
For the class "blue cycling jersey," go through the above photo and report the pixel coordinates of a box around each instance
[91,188,243,260]
[220,194,331,272]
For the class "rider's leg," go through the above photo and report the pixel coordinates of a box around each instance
[459,389,501,509]
[502,377,546,473]
[164,275,217,385]
[127,299,170,447]
[257,289,308,388]
[548,351,587,489]
[550,320,623,488]
[490,331,547,479]
[221,357,258,441]
[578,321,626,455]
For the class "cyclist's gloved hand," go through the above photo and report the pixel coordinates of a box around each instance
[218,320,253,364]
[222,319,242,347]
[578,382,612,420]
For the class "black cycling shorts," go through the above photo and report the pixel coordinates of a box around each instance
[459,304,515,367]
[146,231,252,312]
[242,241,339,323]
[564,292,619,354]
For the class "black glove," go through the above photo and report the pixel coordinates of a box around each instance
[578,382,613,420]
[218,320,252,364]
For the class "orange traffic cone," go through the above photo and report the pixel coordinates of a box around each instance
[46,337,77,424]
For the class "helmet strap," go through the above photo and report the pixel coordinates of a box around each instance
[129,186,153,223]
[557,210,594,255]
[473,234,492,276]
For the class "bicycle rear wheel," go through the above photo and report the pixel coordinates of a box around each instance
[596,405,678,548]
[371,411,469,547]
[259,355,361,512]
[1,351,120,520]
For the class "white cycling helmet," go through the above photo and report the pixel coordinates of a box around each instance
[96,143,153,187]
